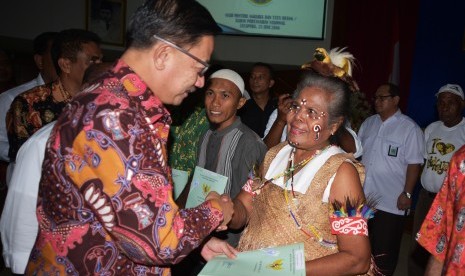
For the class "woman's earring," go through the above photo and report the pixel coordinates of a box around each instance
[313,124,321,141]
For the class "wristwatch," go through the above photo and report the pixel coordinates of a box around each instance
[402,191,412,199]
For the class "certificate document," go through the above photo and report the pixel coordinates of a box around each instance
[171,168,189,200]
[199,243,305,276]
[185,166,228,208]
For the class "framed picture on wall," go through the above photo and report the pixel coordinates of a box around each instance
[86,0,126,46]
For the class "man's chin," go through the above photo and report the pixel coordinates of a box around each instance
[170,100,183,106]
[171,93,189,106]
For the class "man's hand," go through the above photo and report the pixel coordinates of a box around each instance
[201,237,238,261]
[397,192,411,210]
[206,192,234,226]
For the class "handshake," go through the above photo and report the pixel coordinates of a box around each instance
[205,191,235,232]
[202,191,238,261]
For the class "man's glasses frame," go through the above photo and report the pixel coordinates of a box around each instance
[152,34,210,77]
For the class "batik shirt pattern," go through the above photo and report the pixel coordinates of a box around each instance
[7,81,67,161]
[417,145,465,275]
[169,107,209,177]
[26,60,223,276]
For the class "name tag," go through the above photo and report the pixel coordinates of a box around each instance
[388,145,398,157]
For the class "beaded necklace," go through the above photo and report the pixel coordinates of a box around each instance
[283,145,337,249]
[252,146,321,192]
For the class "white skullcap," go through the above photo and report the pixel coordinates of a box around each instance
[209,69,245,96]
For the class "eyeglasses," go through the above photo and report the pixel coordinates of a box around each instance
[152,34,210,77]
[373,95,394,101]
[89,55,103,65]
[288,102,326,120]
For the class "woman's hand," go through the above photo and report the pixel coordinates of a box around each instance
[201,237,238,261]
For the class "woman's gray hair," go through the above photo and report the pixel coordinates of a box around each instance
[292,70,351,126]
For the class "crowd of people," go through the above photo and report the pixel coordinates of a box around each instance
[0,0,464,275]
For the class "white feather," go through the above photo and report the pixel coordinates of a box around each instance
[328,47,355,76]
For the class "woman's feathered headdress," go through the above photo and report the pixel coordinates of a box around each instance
[301,47,359,92]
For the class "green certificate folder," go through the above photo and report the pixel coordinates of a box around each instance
[199,243,305,276]
[185,166,228,208]
[171,168,189,200]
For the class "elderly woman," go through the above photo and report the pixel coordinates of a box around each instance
[224,49,374,275]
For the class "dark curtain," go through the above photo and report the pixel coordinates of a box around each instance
[331,0,420,112]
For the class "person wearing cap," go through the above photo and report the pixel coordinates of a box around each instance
[168,65,223,180]
[197,68,267,246]
[409,83,465,275]
[358,83,425,275]
[172,69,267,276]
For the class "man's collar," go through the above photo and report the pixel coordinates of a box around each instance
[211,117,241,135]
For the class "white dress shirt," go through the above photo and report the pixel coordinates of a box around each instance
[0,121,55,274]
[0,74,45,161]
[359,110,425,215]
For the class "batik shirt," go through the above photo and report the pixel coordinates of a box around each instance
[417,145,465,275]
[169,107,209,177]
[7,80,67,161]
[26,59,224,276]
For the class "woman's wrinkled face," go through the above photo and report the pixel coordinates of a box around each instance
[286,87,337,150]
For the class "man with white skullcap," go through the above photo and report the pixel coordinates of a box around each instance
[197,68,267,246]
[173,68,266,275]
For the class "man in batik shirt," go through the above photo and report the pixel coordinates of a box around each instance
[7,29,102,162]
[25,1,235,275]
[417,144,465,275]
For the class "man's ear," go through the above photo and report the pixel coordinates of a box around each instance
[237,96,247,110]
[58,57,71,74]
[152,43,170,71]
[33,54,43,70]
[269,79,275,88]
[393,95,400,106]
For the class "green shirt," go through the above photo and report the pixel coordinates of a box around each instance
[169,107,209,177]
